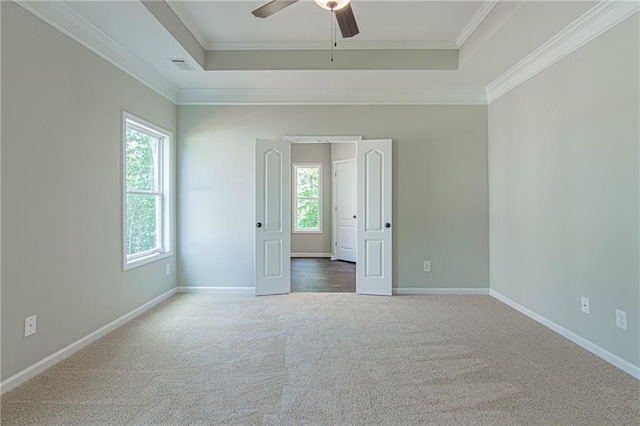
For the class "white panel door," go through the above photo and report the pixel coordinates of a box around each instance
[255,139,291,296]
[335,160,357,262]
[357,139,392,296]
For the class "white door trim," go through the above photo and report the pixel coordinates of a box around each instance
[285,135,362,144]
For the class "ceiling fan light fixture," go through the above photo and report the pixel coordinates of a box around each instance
[314,0,351,11]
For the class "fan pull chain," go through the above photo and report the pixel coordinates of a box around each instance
[331,8,334,62]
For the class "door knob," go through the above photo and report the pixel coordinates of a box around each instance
[353,215,356,219]
[256,222,262,228]
[385,223,391,228]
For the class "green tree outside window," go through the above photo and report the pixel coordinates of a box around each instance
[125,128,160,256]
[295,165,321,231]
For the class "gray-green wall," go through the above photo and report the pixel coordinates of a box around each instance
[177,105,489,290]
[332,143,356,162]
[1,3,178,380]
[488,16,639,368]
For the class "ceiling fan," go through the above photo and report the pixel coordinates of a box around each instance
[252,0,360,39]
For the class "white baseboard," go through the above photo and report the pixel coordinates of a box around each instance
[490,289,640,380]
[178,287,489,296]
[176,286,254,294]
[0,287,177,395]
[290,253,333,258]
[394,287,490,295]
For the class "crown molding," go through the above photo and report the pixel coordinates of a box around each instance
[207,40,458,51]
[456,0,499,48]
[486,0,639,104]
[165,0,209,49]
[178,88,488,106]
[14,0,179,103]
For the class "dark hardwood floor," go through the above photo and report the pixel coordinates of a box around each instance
[291,258,355,293]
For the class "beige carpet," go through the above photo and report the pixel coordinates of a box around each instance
[2,293,639,425]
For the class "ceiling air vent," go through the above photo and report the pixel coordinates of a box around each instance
[169,58,194,71]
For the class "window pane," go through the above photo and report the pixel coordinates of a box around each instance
[126,128,159,191]
[297,199,319,230]
[296,167,319,198]
[126,194,158,255]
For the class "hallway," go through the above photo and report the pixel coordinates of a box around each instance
[291,258,355,292]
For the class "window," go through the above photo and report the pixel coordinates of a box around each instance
[293,164,322,233]
[123,112,171,269]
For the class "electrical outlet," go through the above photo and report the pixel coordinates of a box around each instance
[423,261,431,272]
[581,297,590,314]
[165,263,170,275]
[616,309,627,330]
[24,315,37,337]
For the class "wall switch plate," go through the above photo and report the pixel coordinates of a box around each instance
[24,315,37,337]
[165,263,170,275]
[616,309,627,330]
[424,261,431,272]
[581,297,590,314]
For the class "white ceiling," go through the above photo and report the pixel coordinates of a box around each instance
[177,0,483,48]
[47,0,621,103]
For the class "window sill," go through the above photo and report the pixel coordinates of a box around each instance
[292,230,323,234]
[124,251,172,271]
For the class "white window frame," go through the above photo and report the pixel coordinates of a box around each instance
[122,112,172,270]
[292,163,323,233]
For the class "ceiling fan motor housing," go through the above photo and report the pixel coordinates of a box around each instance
[314,0,351,11]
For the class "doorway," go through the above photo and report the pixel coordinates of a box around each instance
[254,137,392,296]
[290,142,357,292]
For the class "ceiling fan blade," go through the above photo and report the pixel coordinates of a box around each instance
[252,0,299,18]
[335,3,359,38]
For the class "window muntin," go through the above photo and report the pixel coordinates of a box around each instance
[293,164,322,233]
[123,113,171,269]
